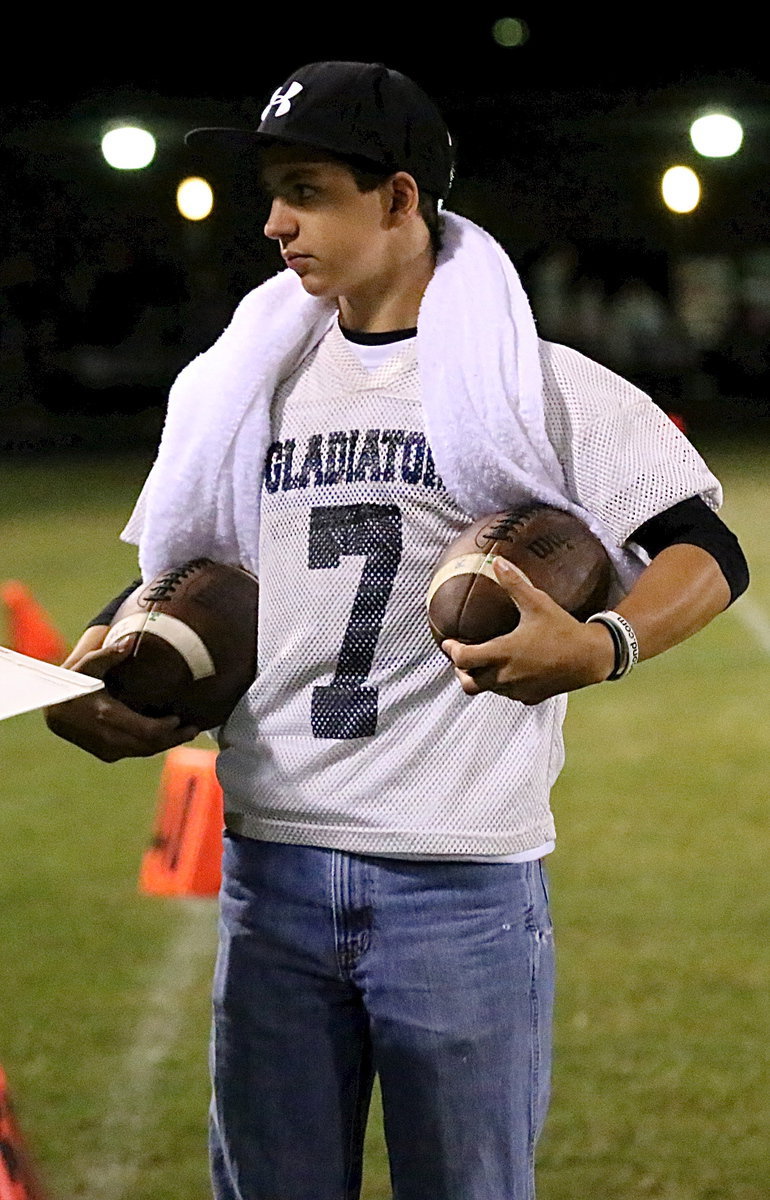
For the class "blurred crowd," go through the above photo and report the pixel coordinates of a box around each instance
[528,243,770,427]
[2,227,769,453]
[0,238,241,452]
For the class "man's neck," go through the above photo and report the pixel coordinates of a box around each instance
[336,250,435,333]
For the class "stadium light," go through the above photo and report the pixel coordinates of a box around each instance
[177,177,214,221]
[101,126,156,170]
[661,166,701,214]
[690,113,743,158]
[492,17,529,47]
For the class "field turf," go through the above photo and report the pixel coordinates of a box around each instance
[0,445,768,1199]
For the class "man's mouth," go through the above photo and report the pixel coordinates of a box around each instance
[283,253,314,275]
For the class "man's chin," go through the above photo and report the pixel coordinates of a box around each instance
[298,274,334,298]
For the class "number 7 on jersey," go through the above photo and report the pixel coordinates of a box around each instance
[308,503,402,739]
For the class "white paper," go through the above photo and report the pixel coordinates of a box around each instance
[0,646,103,721]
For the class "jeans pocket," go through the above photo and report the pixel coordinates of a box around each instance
[538,858,551,906]
[532,860,554,938]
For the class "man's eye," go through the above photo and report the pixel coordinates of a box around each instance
[294,184,316,201]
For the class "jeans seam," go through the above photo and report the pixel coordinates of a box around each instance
[331,849,348,981]
[343,1043,369,1200]
[527,861,540,1200]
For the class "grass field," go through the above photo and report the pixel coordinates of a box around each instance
[1,444,768,1200]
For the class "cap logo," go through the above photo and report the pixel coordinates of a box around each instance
[261,81,304,121]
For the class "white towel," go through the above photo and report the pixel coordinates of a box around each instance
[123,211,643,590]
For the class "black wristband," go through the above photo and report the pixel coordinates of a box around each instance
[593,615,625,680]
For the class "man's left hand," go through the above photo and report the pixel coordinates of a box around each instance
[441,557,615,706]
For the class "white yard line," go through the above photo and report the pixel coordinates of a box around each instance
[80,899,217,1200]
[732,594,770,655]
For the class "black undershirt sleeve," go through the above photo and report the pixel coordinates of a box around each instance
[630,496,749,605]
[86,579,142,628]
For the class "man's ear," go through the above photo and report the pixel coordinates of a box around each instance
[387,171,420,222]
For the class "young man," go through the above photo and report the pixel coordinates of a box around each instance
[48,62,748,1200]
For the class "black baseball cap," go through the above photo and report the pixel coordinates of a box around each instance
[186,61,455,201]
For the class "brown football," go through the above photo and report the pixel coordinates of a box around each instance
[427,505,613,646]
[102,558,258,728]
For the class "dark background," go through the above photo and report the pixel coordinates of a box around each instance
[2,11,769,453]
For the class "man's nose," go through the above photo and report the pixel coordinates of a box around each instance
[264,198,297,241]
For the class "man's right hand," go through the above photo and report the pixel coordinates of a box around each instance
[44,626,200,762]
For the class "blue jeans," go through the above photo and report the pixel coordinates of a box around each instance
[210,833,554,1200]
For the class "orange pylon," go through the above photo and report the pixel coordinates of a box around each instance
[0,1065,49,1200]
[0,582,68,664]
[139,747,223,897]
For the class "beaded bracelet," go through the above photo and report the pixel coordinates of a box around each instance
[586,610,640,680]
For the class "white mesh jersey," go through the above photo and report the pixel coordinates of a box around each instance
[217,322,719,857]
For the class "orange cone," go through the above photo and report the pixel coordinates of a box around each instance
[0,1065,49,1200]
[139,747,223,897]
[0,583,68,664]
